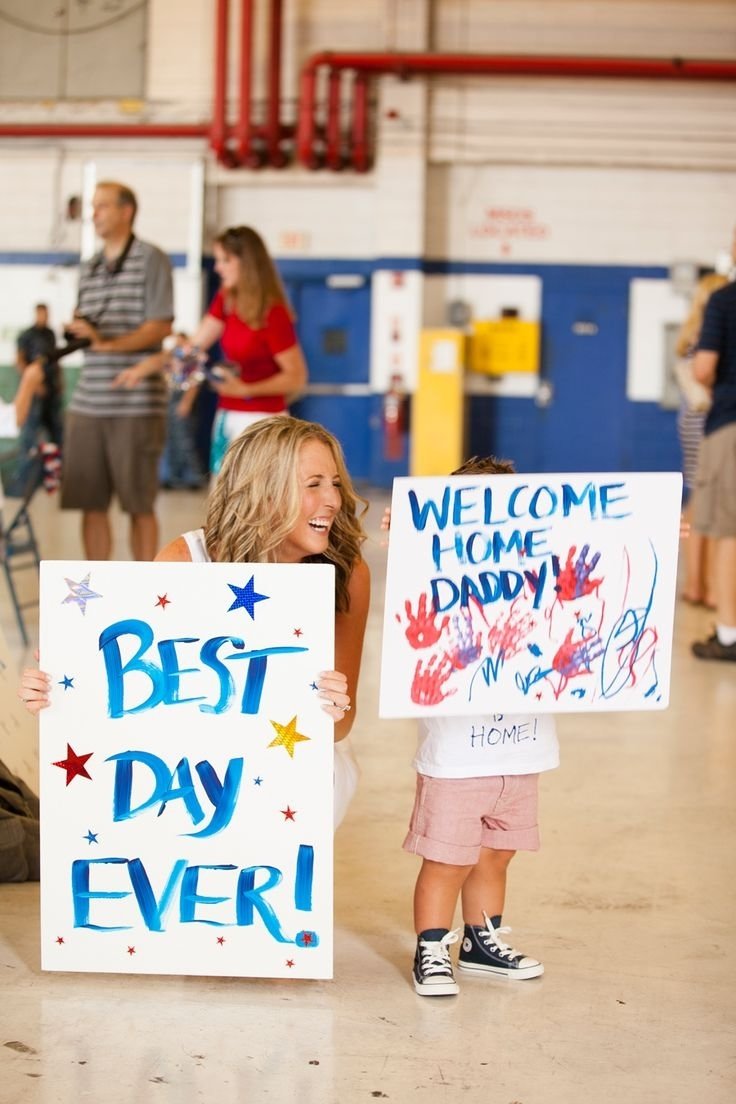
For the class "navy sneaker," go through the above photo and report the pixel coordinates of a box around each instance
[412,929,460,996]
[457,912,543,979]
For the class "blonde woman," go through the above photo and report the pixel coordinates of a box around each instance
[675,273,728,606]
[21,416,369,828]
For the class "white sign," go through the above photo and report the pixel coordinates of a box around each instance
[380,472,682,717]
[39,561,335,979]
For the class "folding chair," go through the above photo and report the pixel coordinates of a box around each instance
[0,448,43,646]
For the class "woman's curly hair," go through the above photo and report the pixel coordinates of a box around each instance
[204,415,367,613]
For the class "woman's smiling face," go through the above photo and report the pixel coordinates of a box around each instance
[275,440,343,563]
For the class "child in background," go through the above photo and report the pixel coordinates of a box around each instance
[386,456,559,997]
[159,333,206,489]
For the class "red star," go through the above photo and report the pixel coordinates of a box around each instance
[536,692,543,700]
[281,806,296,821]
[216,936,226,946]
[156,594,171,609]
[301,932,313,945]
[286,959,295,968]
[52,744,92,785]
[293,627,303,637]
[127,946,136,956]
[56,936,64,945]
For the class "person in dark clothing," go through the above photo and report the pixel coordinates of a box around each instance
[7,305,63,497]
[690,279,736,662]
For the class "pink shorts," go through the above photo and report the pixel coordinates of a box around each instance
[403,773,540,866]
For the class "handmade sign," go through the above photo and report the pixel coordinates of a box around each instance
[39,561,335,979]
[380,472,682,717]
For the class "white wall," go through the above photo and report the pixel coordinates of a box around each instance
[425,164,736,268]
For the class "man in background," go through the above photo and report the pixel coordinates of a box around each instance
[61,181,173,560]
[691,274,736,662]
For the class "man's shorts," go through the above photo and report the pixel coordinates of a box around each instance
[61,412,166,515]
[403,773,540,866]
[692,422,736,538]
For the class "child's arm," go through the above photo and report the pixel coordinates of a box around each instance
[13,360,44,426]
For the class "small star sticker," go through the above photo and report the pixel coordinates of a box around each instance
[62,573,102,615]
[227,576,269,619]
[84,830,98,844]
[281,806,296,821]
[536,692,543,700]
[56,936,64,945]
[155,594,171,609]
[216,936,226,946]
[301,932,313,945]
[268,715,310,758]
[293,627,303,638]
[58,675,74,690]
[253,776,263,786]
[52,744,92,785]
[127,946,136,956]
[286,959,295,968]
[310,681,318,691]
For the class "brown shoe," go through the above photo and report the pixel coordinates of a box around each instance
[692,633,736,662]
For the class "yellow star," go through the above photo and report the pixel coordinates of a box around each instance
[267,715,310,758]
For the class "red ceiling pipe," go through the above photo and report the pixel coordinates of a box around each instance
[266,0,287,167]
[351,73,370,173]
[210,0,230,164]
[325,69,343,170]
[298,52,736,169]
[0,124,211,139]
[296,63,320,169]
[234,0,255,165]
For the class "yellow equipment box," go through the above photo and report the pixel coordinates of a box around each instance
[470,319,540,376]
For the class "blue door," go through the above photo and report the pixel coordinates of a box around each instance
[534,281,629,472]
[288,278,373,480]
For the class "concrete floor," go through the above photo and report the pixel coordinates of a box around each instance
[1,485,734,1103]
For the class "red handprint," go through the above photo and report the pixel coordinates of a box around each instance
[487,605,535,659]
[396,593,450,649]
[555,545,604,602]
[410,654,457,706]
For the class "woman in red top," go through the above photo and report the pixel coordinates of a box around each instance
[190,225,308,474]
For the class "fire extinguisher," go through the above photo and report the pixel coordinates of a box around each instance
[383,372,406,461]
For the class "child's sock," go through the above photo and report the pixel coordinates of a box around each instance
[419,928,450,942]
[717,624,736,646]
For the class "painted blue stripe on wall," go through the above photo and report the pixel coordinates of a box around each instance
[0,251,671,280]
[0,251,189,268]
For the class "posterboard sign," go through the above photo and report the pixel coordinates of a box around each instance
[380,472,682,717]
[0,623,39,790]
[39,561,335,980]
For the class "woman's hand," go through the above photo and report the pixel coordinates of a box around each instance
[316,669,351,722]
[19,654,51,715]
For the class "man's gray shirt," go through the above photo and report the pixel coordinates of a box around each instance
[69,237,173,418]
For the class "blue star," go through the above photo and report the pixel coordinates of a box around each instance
[227,577,269,619]
[310,681,318,691]
[62,573,102,615]
[253,776,263,786]
[84,830,98,845]
[59,675,74,690]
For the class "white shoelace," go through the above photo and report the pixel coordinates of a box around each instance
[418,928,460,976]
[478,917,522,961]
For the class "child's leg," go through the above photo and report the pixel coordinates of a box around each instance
[414,857,473,933]
[460,846,515,926]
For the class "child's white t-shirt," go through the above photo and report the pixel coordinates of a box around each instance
[414,711,559,778]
